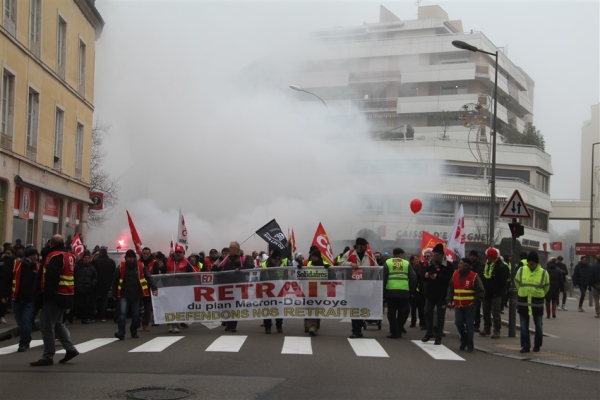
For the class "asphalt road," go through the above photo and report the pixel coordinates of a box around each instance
[0,317,598,400]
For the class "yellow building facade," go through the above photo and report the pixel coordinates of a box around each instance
[0,0,103,247]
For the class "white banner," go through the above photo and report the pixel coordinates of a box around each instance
[447,204,466,258]
[151,267,383,324]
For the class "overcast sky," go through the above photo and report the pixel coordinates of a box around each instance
[89,0,599,250]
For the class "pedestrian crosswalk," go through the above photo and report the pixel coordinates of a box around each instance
[0,335,468,360]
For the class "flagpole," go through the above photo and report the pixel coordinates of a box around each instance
[240,233,255,246]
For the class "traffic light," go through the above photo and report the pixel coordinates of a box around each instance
[508,222,524,238]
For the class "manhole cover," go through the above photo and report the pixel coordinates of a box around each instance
[127,387,192,400]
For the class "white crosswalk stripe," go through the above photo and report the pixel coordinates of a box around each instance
[202,322,222,330]
[129,337,184,352]
[412,340,465,361]
[281,336,312,355]
[347,338,389,357]
[205,335,248,352]
[56,338,119,354]
[0,340,44,355]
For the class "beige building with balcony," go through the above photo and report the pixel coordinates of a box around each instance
[289,5,552,257]
[0,0,103,247]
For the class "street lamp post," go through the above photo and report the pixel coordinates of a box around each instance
[590,142,600,242]
[289,85,329,112]
[452,40,498,248]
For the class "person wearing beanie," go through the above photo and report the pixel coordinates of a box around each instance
[112,249,158,340]
[446,257,485,352]
[422,243,454,345]
[139,247,158,332]
[515,251,549,353]
[1,245,39,352]
[341,237,378,339]
[480,248,508,339]
[69,250,97,325]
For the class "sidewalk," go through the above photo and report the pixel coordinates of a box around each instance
[472,297,600,372]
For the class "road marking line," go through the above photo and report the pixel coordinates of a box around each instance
[205,335,247,352]
[202,322,222,330]
[412,340,465,361]
[0,340,44,355]
[347,338,389,357]
[56,338,119,354]
[340,318,352,323]
[282,337,312,355]
[129,337,184,352]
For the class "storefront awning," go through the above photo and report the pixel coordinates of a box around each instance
[15,175,94,204]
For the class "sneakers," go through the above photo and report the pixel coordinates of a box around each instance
[171,326,180,333]
[561,305,567,311]
[101,319,107,322]
[168,327,173,333]
[59,350,79,364]
[0,317,6,324]
[30,358,53,367]
[579,308,585,312]
[491,331,501,339]
[308,327,317,337]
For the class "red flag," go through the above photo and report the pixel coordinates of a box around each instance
[72,232,85,259]
[420,231,455,262]
[311,222,335,265]
[290,228,297,254]
[126,210,144,255]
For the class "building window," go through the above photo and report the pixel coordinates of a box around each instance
[53,108,64,170]
[441,84,468,95]
[78,40,86,95]
[534,210,548,232]
[1,69,15,150]
[57,16,67,79]
[3,0,17,36]
[26,88,39,161]
[75,123,84,178]
[29,0,41,57]
[359,195,384,214]
[519,217,533,228]
[536,172,549,193]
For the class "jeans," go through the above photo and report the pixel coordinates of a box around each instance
[117,297,140,336]
[482,296,502,333]
[387,297,409,336]
[519,313,543,350]
[454,304,476,350]
[40,300,77,361]
[578,285,587,308]
[424,298,446,339]
[13,301,35,348]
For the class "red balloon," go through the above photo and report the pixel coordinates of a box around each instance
[410,199,422,214]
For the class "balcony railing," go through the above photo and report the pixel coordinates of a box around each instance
[353,97,398,111]
[25,145,37,161]
[0,133,12,150]
[349,69,401,83]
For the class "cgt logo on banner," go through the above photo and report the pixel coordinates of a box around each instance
[151,268,383,323]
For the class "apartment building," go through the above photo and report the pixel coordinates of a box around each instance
[0,0,104,246]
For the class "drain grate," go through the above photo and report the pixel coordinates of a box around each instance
[126,387,192,400]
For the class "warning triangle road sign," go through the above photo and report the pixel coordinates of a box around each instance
[500,190,531,218]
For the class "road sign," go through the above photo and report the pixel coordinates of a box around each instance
[574,242,600,255]
[500,190,531,218]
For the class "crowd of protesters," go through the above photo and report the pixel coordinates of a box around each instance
[1,235,600,363]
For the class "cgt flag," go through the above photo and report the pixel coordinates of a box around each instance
[256,219,288,250]
[126,210,144,255]
[447,204,466,258]
[421,231,455,262]
[289,228,297,254]
[312,222,335,265]
[71,232,85,259]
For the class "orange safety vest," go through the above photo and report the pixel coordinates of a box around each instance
[41,251,75,296]
[12,259,40,300]
[452,270,477,308]
[118,261,150,297]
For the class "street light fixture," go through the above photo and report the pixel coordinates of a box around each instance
[452,40,499,247]
[289,84,329,111]
[590,142,600,242]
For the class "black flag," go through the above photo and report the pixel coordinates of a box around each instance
[255,219,288,250]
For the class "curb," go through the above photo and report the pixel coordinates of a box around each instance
[474,345,600,373]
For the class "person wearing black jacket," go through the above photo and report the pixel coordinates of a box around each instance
[30,234,79,367]
[422,243,453,345]
[92,246,117,322]
[2,246,38,351]
[0,246,15,324]
[69,250,97,324]
[555,256,569,310]
[590,255,600,318]
[573,256,592,312]
[480,248,508,339]
[468,250,484,332]
[409,254,426,330]
[544,259,564,318]
[213,241,253,333]
[112,249,157,340]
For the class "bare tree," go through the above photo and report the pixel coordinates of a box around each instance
[88,121,119,229]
